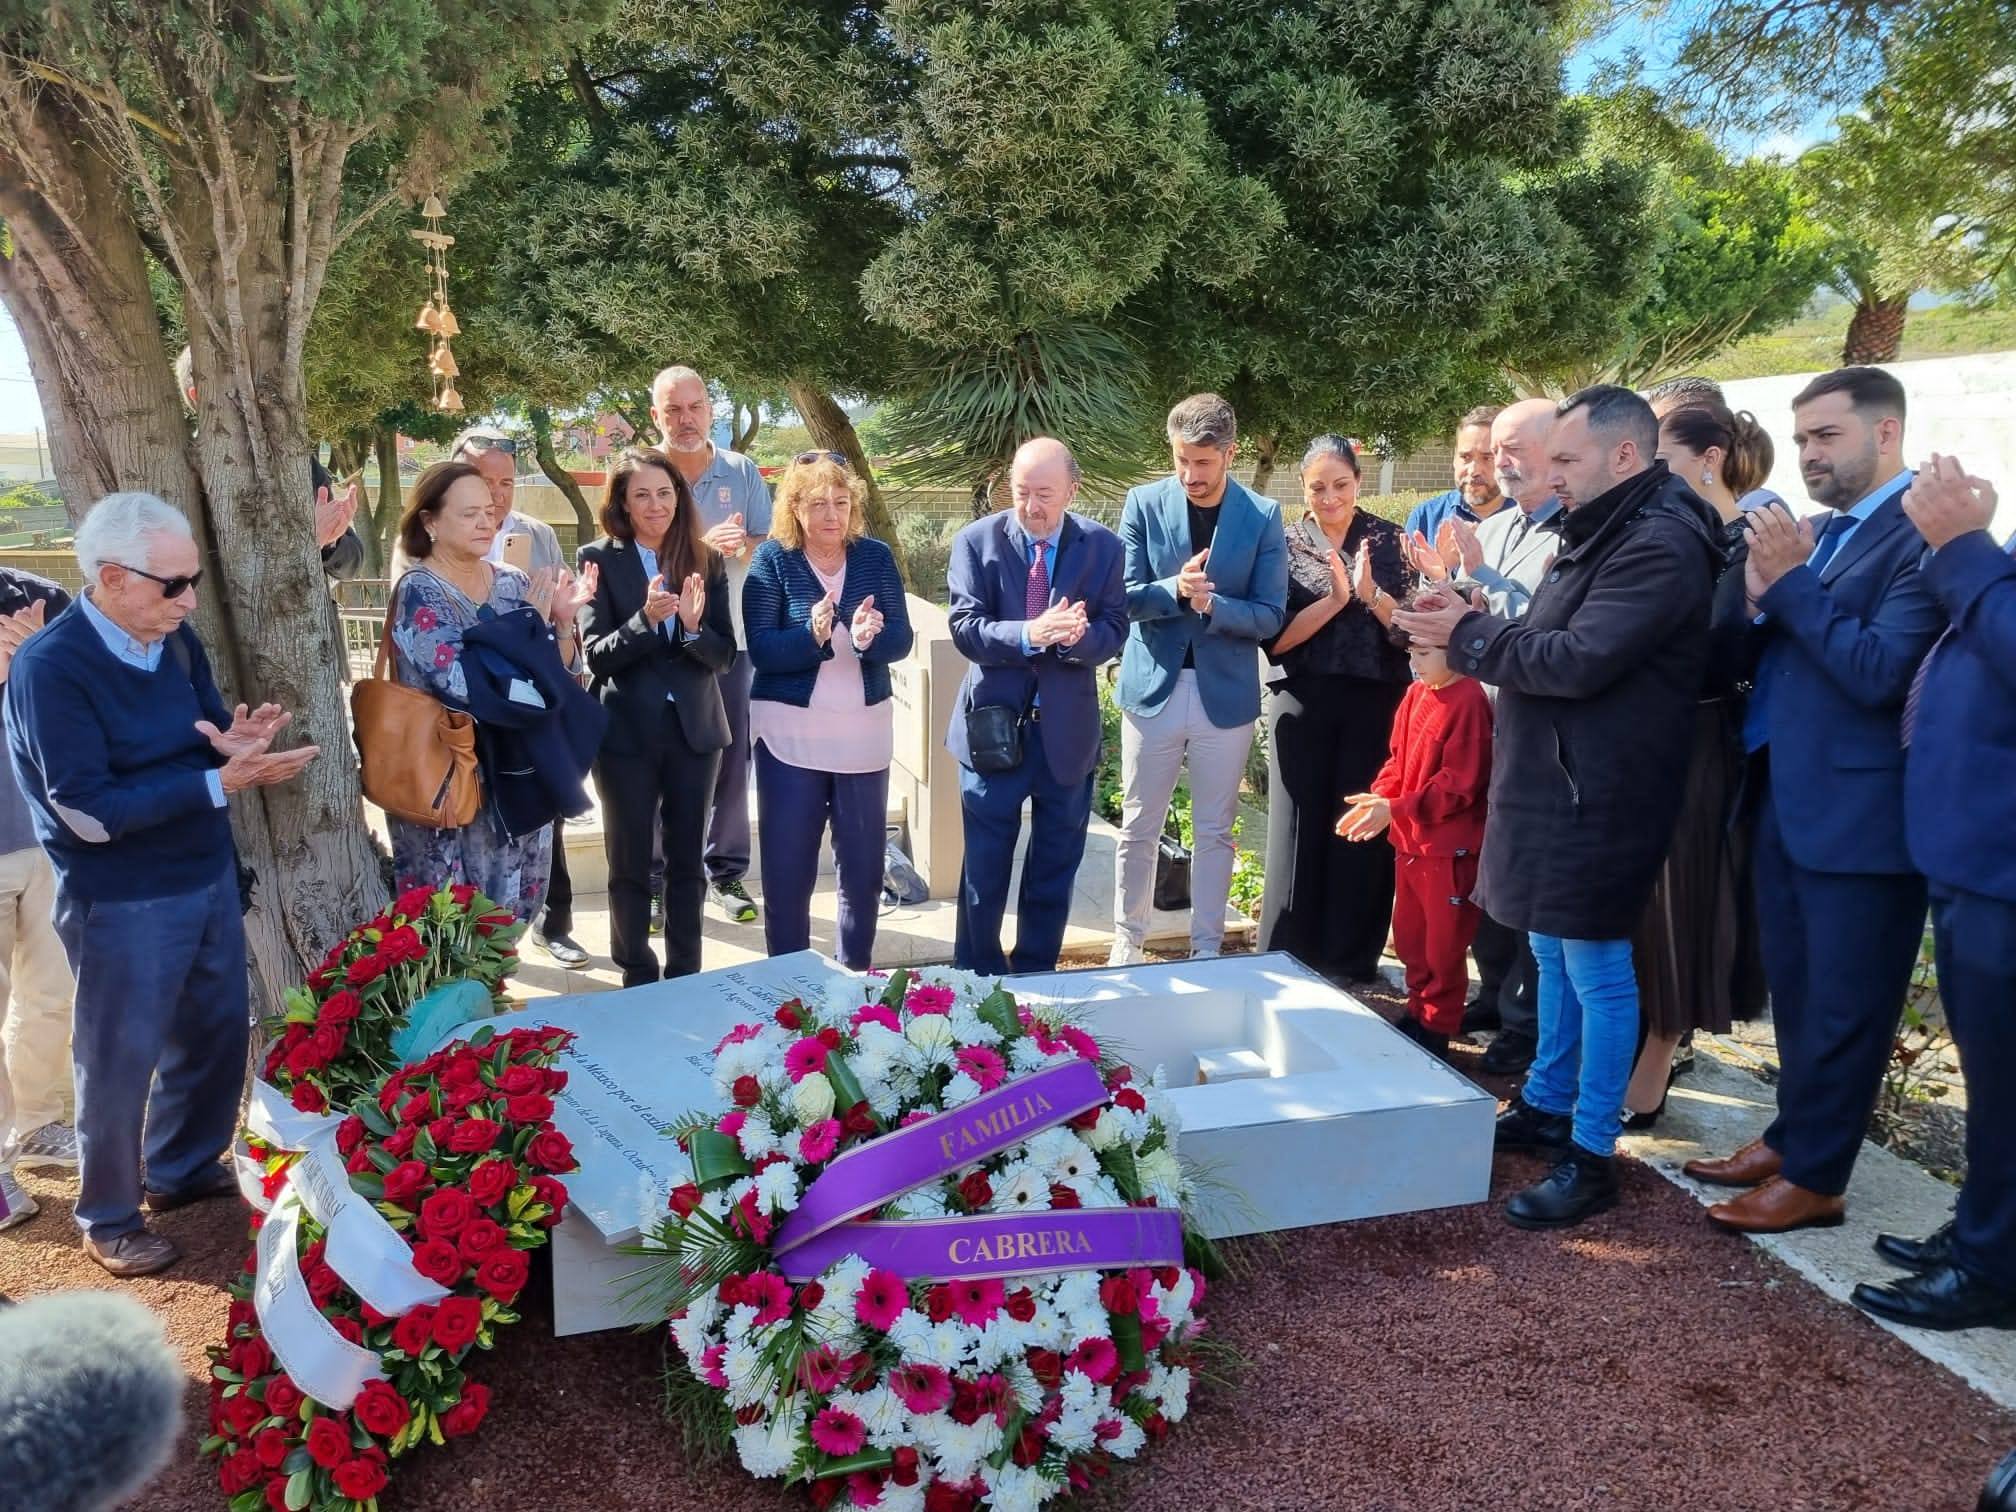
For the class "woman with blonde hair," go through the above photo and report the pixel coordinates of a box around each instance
[743,453,913,968]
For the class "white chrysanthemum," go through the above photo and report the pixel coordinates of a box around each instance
[845,1382,911,1448]
[867,1081,908,1120]
[721,1337,764,1395]
[1105,1414,1148,1460]
[926,1418,996,1483]
[1020,1125,1076,1169]
[1147,1362,1193,1422]
[946,1006,1003,1047]
[940,1070,983,1107]
[697,1187,731,1220]
[732,1412,800,1477]
[722,1302,759,1343]
[737,1113,783,1161]
[917,964,990,998]
[789,1070,837,1124]
[1152,1268,1196,1327]
[1057,1368,1101,1416]
[877,1480,927,1512]
[1046,1402,1100,1454]
[1004,1357,1044,1414]
[990,1163,1051,1214]
[970,1316,1025,1372]
[1141,1083,1183,1136]
[669,1312,710,1362]
[982,1462,1062,1512]
[755,1161,800,1214]
[1050,1271,1102,1320]
[885,1308,935,1361]
[922,1319,973,1371]
[686,1287,725,1334]
[1007,1036,1054,1073]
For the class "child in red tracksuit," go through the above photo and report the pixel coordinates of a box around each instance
[1336,624,1492,1057]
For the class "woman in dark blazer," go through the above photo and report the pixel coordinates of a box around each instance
[577,447,733,985]
[743,454,914,967]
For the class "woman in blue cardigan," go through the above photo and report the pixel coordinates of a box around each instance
[743,454,914,967]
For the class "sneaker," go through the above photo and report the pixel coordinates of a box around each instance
[0,1169,38,1230]
[16,1121,79,1170]
[711,879,758,925]
[1107,938,1146,968]
[532,929,591,970]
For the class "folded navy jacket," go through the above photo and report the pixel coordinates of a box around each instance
[458,606,607,839]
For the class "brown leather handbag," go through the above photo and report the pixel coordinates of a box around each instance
[349,578,482,828]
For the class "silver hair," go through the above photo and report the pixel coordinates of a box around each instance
[1299,433,1360,477]
[1166,393,1237,449]
[652,364,706,398]
[75,492,193,580]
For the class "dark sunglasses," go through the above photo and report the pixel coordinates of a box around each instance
[457,435,519,457]
[795,450,850,469]
[117,563,203,598]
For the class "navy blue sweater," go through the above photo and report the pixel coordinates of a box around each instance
[743,538,914,708]
[4,602,234,901]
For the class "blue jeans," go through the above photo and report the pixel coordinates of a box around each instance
[52,864,249,1240]
[755,743,887,970]
[1521,933,1638,1157]
[954,719,1097,977]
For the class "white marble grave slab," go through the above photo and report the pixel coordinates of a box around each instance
[525,949,1492,1335]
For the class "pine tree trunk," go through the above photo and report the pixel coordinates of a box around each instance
[1843,293,1911,365]
[1248,434,1281,500]
[786,380,912,581]
[529,404,597,543]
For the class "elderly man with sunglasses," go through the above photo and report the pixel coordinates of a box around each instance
[4,493,319,1277]
[651,366,774,929]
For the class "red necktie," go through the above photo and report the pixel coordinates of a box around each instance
[1025,539,1050,620]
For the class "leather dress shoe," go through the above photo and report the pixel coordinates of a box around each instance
[1982,1441,2016,1512]
[83,1227,181,1278]
[1505,1149,1618,1230]
[1874,1218,1956,1272]
[1494,1095,1571,1155]
[1852,1262,2016,1333]
[1683,1137,1782,1189]
[144,1162,240,1213]
[1707,1174,1845,1234]
[1479,1034,1535,1076]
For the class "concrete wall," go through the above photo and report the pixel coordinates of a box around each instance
[1722,351,2016,536]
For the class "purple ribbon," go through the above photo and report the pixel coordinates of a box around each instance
[773,1060,1108,1257]
[774,1209,1184,1283]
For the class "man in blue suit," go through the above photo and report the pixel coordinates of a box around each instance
[1686,367,1945,1233]
[946,438,1128,976]
[1111,394,1288,963]
[1851,456,2016,1332]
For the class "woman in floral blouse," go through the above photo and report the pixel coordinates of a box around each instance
[386,462,595,920]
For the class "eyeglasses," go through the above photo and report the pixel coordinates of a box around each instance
[455,434,518,457]
[116,563,203,598]
[794,450,850,469]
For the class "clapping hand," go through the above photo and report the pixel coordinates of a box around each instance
[850,593,885,649]
[218,732,320,795]
[315,478,359,550]
[1743,503,1815,599]
[0,599,46,681]
[643,573,679,626]
[1408,528,1452,583]
[548,563,596,627]
[1451,517,1484,574]
[1325,547,1353,604]
[1390,582,1486,647]
[703,512,748,558]
[196,702,292,759]
[677,572,707,633]
[809,588,838,646]
[1028,595,1088,649]
[1903,454,1998,550]
[1352,541,1378,605]
[1177,547,1214,615]
[1335,792,1392,842]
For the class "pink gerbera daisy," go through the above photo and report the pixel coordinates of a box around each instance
[797,1345,847,1394]
[887,1361,952,1415]
[850,1002,901,1034]
[954,1046,1007,1092]
[698,1342,729,1387]
[798,1119,841,1165]
[1064,1336,1119,1384]
[904,984,956,1015]
[1058,1026,1100,1062]
[743,1270,794,1327]
[809,1408,866,1457]
[854,1268,908,1332]
[784,1037,830,1083]
[949,1277,1005,1328]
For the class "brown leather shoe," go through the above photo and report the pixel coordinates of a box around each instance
[1707,1174,1846,1234]
[143,1162,239,1213]
[83,1227,182,1277]
[1683,1137,1783,1189]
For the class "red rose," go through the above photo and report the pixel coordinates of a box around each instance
[335,1116,366,1155]
[353,1380,411,1438]
[449,883,477,906]
[330,1317,364,1346]
[431,1295,483,1352]
[457,1217,506,1262]
[251,1427,291,1468]
[394,883,437,921]
[264,1473,292,1510]
[224,1392,265,1436]
[528,1174,568,1225]
[816,1026,844,1051]
[732,1075,761,1107]
[283,1042,322,1079]
[958,1170,993,1208]
[775,1001,802,1030]
[924,1482,977,1512]
[262,1044,287,1079]
[810,1478,841,1510]
[418,1186,477,1241]
[890,1447,921,1487]
[333,1456,389,1499]
[667,1182,702,1218]
[319,989,362,1027]
[505,1092,554,1125]
[1113,1087,1147,1113]
[1005,1288,1037,1323]
[466,1159,517,1206]
[439,1054,482,1087]
[391,1307,435,1358]
[438,1382,490,1438]
[398,1092,432,1126]
[843,1102,877,1136]
[1025,1348,1063,1388]
[475,1249,530,1303]
[411,1238,466,1287]
[382,1160,431,1209]
[496,1065,544,1097]
[234,1335,272,1380]
[1048,1183,1082,1209]
[344,951,389,986]
[525,1129,574,1172]
[262,1376,303,1418]
[381,924,424,963]
[305,1264,342,1306]
[1099,1275,1140,1316]
[427,1116,457,1148]
[924,1285,955,1324]
[304,1415,350,1469]
[446,1118,502,1154]
[798,1281,825,1311]
[289,1082,327,1114]
[382,1125,418,1158]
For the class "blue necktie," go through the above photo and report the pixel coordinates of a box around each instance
[1806,512,1857,575]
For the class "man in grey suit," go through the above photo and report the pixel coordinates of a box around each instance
[1111,394,1288,964]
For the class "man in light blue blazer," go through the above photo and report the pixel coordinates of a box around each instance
[1111,394,1288,963]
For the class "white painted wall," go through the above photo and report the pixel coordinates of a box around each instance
[1721,350,2016,537]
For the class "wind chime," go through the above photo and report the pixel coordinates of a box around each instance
[411,193,463,412]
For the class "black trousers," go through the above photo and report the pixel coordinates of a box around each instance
[596,705,721,988]
[1260,675,1407,981]
[1474,911,1538,1042]
[541,821,573,935]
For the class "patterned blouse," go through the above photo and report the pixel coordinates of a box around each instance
[1267,510,1416,685]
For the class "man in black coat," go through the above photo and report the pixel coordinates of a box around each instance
[1396,385,1722,1229]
